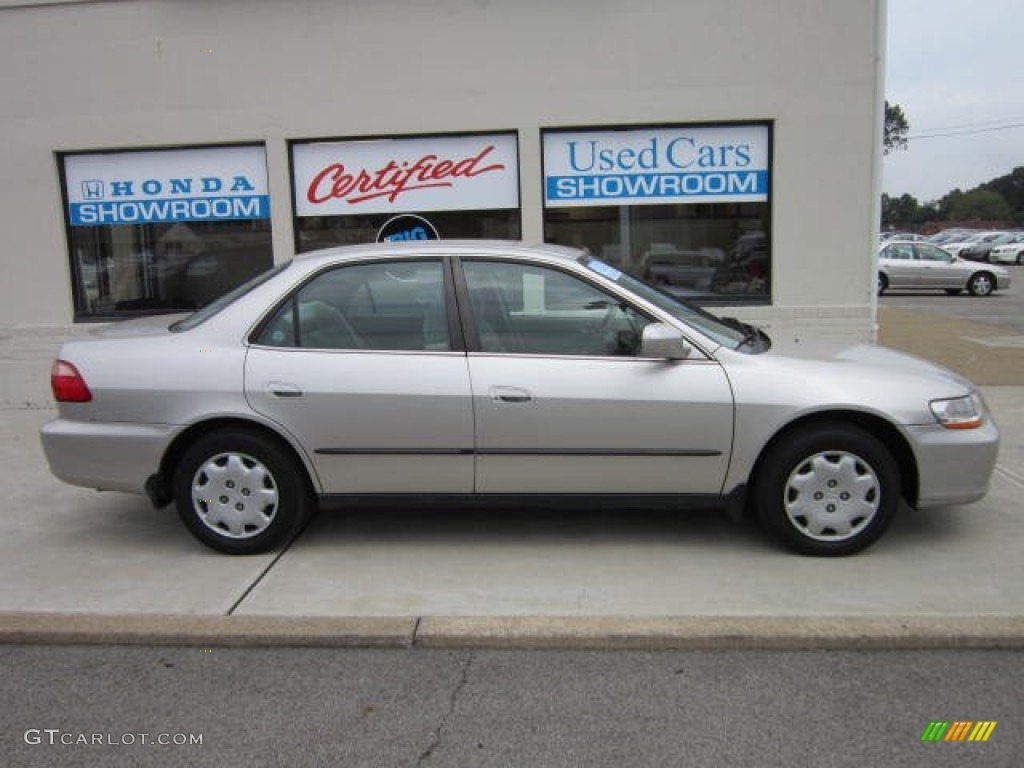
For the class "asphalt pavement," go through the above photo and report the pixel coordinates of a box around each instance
[0,273,1023,649]
[2,645,1021,767]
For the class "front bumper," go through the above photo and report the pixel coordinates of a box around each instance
[40,418,178,495]
[907,417,1000,507]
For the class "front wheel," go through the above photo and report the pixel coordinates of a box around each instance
[968,272,995,296]
[754,424,900,556]
[173,429,312,554]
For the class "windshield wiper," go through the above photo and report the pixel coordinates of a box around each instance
[722,316,769,349]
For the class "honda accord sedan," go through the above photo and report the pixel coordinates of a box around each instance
[41,242,999,556]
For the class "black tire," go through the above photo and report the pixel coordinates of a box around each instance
[173,429,312,554]
[944,288,961,295]
[754,423,900,556]
[967,272,995,297]
[1017,254,1023,266]
[876,273,888,296]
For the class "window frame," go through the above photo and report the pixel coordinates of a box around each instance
[248,256,467,354]
[453,255,666,359]
[540,120,774,307]
[57,142,273,322]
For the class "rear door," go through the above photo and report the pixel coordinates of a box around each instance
[245,258,474,494]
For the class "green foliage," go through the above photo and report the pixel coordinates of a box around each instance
[882,167,1023,228]
[947,189,1013,222]
[883,101,909,155]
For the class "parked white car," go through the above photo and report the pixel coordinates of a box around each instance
[989,237,1024,265]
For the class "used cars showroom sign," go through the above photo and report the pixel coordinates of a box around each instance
[292,133,520,217]
[543,124,769,207]
[63,145,270,226]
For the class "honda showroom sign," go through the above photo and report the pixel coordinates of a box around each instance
[292,133,520,217]
[543,124,769,208]
[63,145,270,226]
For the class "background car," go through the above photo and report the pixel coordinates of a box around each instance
[877,240,1011,296]
[959,231,1022,262]
[988,236,1024,265]
[41,242,999,558]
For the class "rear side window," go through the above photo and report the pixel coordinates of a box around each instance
[254,260,450,351]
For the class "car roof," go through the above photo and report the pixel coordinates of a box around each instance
[291,240,587,269]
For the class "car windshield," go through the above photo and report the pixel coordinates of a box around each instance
[580,255,760,351]
[170,261,292,332]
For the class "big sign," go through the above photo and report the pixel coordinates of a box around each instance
[544,124,769,208]
[293,133,520,217]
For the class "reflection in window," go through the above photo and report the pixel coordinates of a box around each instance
[462,260,650,356]
[257,260,450,352]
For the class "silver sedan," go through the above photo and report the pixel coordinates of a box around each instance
[41,242,1000,556]
[878,241,1011,296]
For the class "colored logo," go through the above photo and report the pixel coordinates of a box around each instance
[921,721,997,743]
[81,180,105,199]
[376,214,439,243]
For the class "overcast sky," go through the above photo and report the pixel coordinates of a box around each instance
[883,0,1024,202]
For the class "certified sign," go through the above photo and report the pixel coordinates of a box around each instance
[293,133,520,217]
[64,145,270,226]
[543,125,769,208]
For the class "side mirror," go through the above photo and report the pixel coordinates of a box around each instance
[641,323,692,360]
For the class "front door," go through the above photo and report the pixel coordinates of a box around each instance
[458,258,734,495]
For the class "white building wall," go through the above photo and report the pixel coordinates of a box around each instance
[0,0,884,342]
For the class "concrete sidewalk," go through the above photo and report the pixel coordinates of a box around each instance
[0,309,1022,649]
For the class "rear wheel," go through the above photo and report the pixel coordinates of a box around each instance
[754,423,900,556]
[173,429,312,554]
[876,273,888,296]
[967,272,995,296]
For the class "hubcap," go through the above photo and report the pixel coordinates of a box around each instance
[191,452,278,539]
[974,276,992,295]
[783,451,880,542]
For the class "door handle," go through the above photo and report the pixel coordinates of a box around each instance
[489,386,533,404]
[267,382,303,398]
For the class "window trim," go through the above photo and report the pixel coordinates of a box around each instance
[247,256,465,354]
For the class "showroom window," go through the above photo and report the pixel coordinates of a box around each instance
[290,132,521,251]
[542,123,772,304]
[59,145,273,320]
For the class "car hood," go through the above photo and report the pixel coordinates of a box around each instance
[764,339,974,390]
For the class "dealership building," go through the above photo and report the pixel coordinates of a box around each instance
[0,0,886,343]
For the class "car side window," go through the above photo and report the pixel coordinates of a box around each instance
[884,244,913,261]
[914,244,951,263]
[462,260,651,356]
[255,260,450,351]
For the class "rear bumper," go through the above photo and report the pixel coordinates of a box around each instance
[40,418,177,495]
[907,418,1000,507]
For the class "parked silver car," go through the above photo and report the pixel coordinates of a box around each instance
[41,242,999,557]
[878,241,1011,296]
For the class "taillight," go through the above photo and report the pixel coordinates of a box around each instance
[51,360,92,402]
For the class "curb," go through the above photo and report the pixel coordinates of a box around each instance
[2,614,1023,650]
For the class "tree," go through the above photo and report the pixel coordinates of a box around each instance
[947,189,1013,222]
[883,101,909,155]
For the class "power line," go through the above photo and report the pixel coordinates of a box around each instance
[908,122,1024,140]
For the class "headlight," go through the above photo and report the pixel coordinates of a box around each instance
[930,392,985,429]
